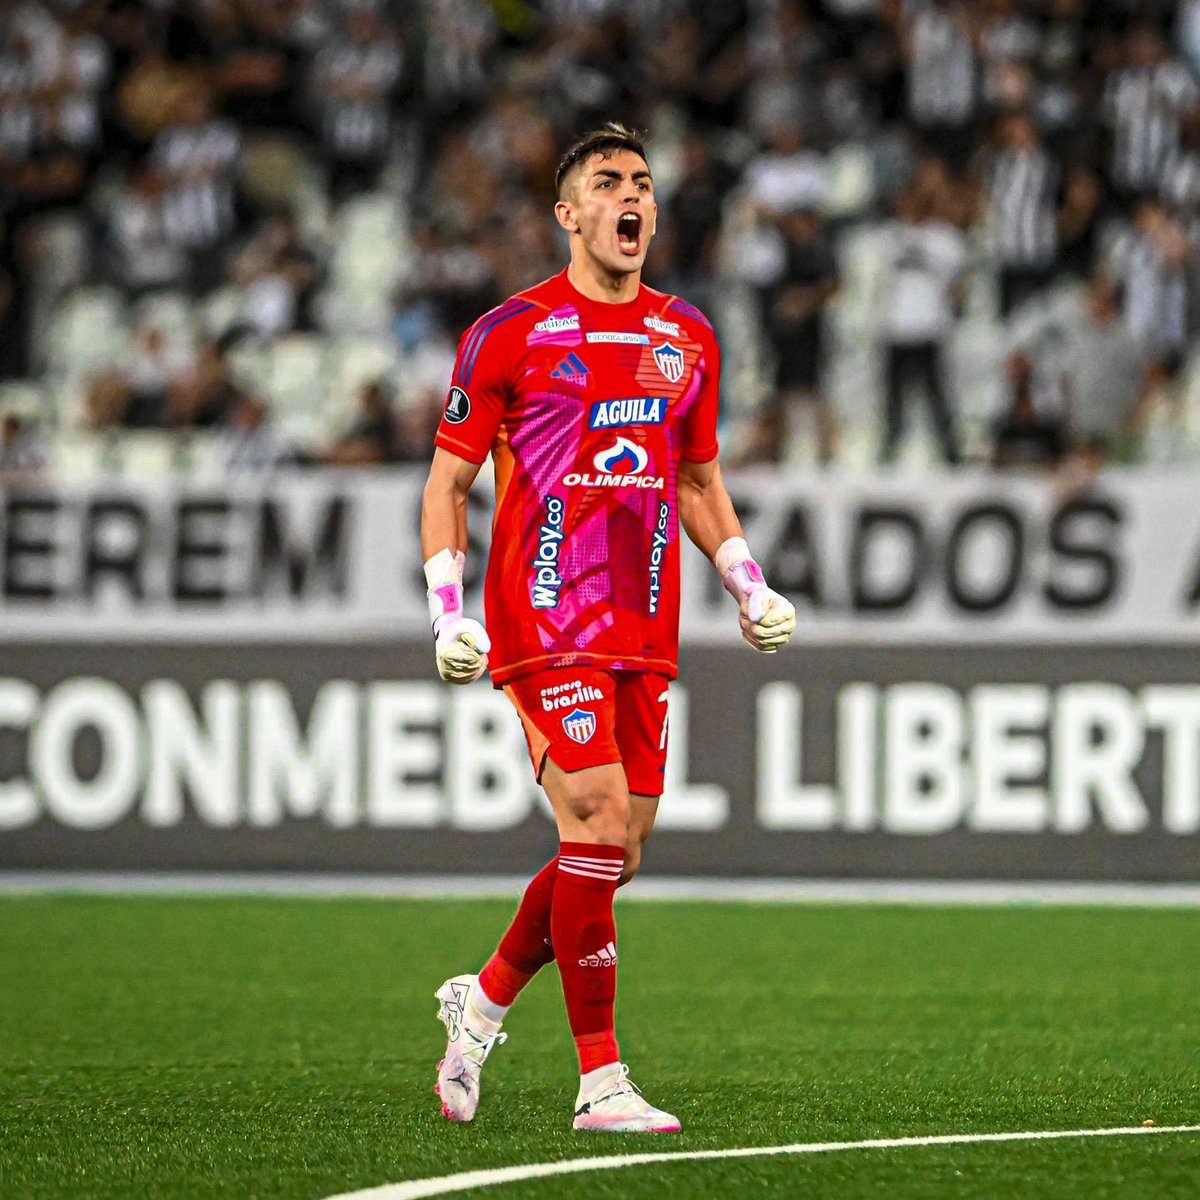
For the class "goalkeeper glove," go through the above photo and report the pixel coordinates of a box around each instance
[425,548,491,684]
[715,536,796,653]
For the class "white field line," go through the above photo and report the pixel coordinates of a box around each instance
[325,1125,1200,1200]
[4,872,1200,907]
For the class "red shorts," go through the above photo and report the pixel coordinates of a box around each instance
[504,667,670,797]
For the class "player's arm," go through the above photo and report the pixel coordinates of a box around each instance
[678,456,795,653]
[420,446,491,684]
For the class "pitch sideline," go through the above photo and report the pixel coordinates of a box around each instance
[323,1124,1200,1200]
[5,872,1200,906]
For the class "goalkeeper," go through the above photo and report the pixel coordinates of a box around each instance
[420,122,796,1135]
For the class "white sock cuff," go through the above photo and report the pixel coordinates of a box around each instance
[579,1060,622,1092]
[467,978,508,1028]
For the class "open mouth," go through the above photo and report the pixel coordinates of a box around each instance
[617,212,642,255]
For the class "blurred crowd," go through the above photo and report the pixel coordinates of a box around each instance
[3,0,1200,476]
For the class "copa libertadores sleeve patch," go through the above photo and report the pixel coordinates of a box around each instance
[444,386,471,424]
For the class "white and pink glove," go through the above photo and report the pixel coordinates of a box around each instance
[425,549,491,684]
[716,537,796,653]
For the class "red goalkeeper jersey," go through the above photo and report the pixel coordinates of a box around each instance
[434,268,720,686]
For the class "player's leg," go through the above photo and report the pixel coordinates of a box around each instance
[540,754,629,1074]
[434,668,619,1123]
[539,755,679,1132]
[433,679,568,1123]
[563,672,678,1132]
[434,853,557,1121]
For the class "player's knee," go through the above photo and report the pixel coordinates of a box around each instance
[574,789,632,848]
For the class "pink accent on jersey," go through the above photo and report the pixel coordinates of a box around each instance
[527,305,583,347]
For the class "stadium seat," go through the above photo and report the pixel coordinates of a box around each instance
[328,193,408,334]
[45,288,129,382]
[0,380,50,421]
[116,431,181,479]
[48,430,107,480]
[133,291,198,351]
[265,334,329,420]
[328,336,400,409]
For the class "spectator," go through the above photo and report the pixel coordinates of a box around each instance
[326,378,401,465]
[1159,104,1200,225]
[982,113,1062,316]
[753,203,839,464]
[901,0,979,165]
[169,334,239,428]
[105,163,189,295]
[229,213,321,339]
[1106,198,1194,371]
[85,321,194,428]
[0,412,45,477]
[219,391,295,472]
[875,188,966,464]
[310,5,403,201]
[990,353,1070,470]
[8,0,1200,476]
[122,322,194,427]
[1103,23,1198,204]
[1020,273,1152,464]
[151,87,242,287]
[667,131,734,305]
[744,120,829,217]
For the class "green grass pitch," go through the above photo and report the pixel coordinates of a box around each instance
[1,894,1198,1199]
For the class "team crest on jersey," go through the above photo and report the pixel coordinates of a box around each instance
[444,386,470,424]
[562,707,597,745]
[653,342,685,383]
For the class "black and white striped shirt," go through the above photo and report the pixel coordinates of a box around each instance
[314,37,402,161]
[1104,62,1199,193]
[987,147,1059,269]
[152,120,241,249]
[1107,226,1190,355]
[908,5,976,127]
[1160,146,1200,213]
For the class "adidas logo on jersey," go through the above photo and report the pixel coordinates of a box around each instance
[578,941,618,968]
[551,353,589,385]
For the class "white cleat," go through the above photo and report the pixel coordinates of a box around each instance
[572,1063,681,1133]
[434,974,506,1122]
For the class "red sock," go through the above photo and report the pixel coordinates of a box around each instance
[478,856,558,1007]
[553,842,624,1073]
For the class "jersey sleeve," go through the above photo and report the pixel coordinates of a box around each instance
[434,314,514,464]
[681,329,720,463]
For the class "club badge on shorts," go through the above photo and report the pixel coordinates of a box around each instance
[562,707,597,745]
[652,342,685,383]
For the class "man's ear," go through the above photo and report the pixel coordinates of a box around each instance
[554,199,578,234]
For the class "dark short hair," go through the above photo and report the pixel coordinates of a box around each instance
[555,122,649,198]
